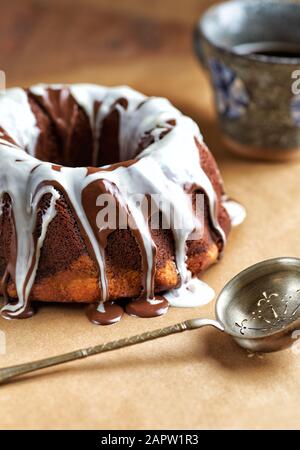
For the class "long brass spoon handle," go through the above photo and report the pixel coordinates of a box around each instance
[0,318,223,385]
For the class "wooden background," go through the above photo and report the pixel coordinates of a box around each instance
[1,0,300,430]
[1,0,225,163]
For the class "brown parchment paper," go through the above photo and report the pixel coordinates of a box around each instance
[1,0,300,430]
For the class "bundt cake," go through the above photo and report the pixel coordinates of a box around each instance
[0,84,245,325]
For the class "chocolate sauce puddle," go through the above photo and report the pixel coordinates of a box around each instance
[86,301,124,325]
[125,296,169,318]
[86,296,169,325]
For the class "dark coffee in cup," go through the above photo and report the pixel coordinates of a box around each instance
[234,42,300,59]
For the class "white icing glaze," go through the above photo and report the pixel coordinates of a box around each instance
[0,84,245,318]
[165,275,215,308]
[0,163,60,316]
[97,302,106,314]
[223,197,246,227]
[0,88,39,155]
[2,186,60,316]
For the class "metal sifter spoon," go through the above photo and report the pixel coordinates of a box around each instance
[1,257,300,385]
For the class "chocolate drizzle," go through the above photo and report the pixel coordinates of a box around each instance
[0,84,241,325]
[29,87,94,167]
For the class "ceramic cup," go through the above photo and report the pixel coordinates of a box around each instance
[194,0,300,161]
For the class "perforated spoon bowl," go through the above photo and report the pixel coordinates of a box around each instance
[216,257,300,352]
[1,257,300,385]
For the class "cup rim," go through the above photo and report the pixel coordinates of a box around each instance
[198,0,300,66]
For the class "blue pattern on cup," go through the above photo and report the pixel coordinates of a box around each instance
[208,58,249,120]
[291,95,300,127]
